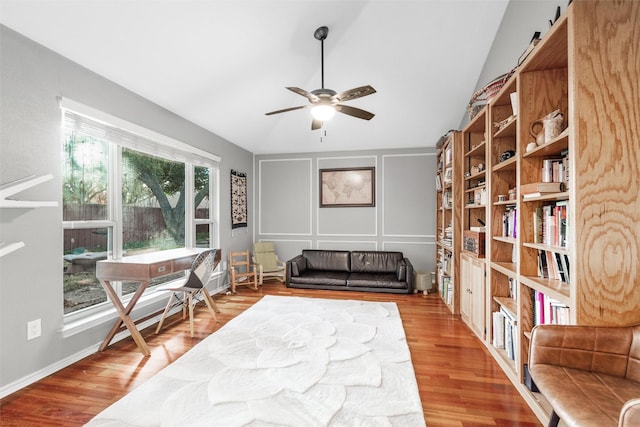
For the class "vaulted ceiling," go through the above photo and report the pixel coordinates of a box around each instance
[0,0,511,154]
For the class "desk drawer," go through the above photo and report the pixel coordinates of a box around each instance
[149,261,173,278]
[173,256,195,271]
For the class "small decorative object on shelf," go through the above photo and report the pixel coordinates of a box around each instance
[530,109,564,147]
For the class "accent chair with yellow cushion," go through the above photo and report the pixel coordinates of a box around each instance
[253,242,285,285]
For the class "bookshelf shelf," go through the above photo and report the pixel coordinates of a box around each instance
[519,275,570,305]
[494,296,517,317]
[491,261,517,277]
[493,346,517,372]
[521,131,568,158]
[465,140,486,158]
[522,242,568,255]
[492,156,516,172]
[464,170,486,181]
[493,236,517,245]
[493,116,517,138]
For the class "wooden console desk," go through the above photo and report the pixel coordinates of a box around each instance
[96,247,210,356]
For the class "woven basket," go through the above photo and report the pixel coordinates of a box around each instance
[467,68,516,120]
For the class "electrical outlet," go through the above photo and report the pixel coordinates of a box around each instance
[27,319,41,340]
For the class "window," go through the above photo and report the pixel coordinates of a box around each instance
[61,99,220,317]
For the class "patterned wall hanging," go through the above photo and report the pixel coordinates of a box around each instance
[231,169,247,229]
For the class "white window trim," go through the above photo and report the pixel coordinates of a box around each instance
[61,99,222,327]
[59,97,220,165]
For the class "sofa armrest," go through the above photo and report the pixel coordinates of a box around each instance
[620,398,640,427]
[286,255,306,285]
[403,258,414,292]
[530,324,635,378]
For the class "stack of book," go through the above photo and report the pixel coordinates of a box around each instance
[521,181,564,199]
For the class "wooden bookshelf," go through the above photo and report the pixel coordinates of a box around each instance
[434,131,462,313]
[452,2,640,425]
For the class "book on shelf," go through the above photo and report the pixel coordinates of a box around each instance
[536,249,571,284]
[492,311,505,349]
[500,306,517,360]
[502,206,517,238]
[521,181,564,195]
[508,277,518,300]
[533,207,543,243]
[561,148,570,191]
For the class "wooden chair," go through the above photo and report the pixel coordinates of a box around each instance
[253,241,285,285]
[229,250,258,293]
[155,249,221,337]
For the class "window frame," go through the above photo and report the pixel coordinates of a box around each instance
[60,99,221,332]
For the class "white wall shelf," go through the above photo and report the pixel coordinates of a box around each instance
[0,174,57,208]
[1,174,57,258]
[0,242,26,258]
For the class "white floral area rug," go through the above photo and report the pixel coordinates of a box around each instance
[86,295,426,427]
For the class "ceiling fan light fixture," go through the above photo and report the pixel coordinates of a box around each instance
[311,104,336,121]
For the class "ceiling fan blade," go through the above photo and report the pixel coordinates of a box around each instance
[265,105,309,116]
[334,85,376,102]
[335,104,375,120]
[311,118,323,130]
[286,87,320,103]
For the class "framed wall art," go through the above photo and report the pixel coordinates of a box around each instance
[319,167,375,207]
[231,169,247,228]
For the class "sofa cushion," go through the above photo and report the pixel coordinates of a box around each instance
[290,270,349,286]
[302,250,350,272]
[347,273,407,289]
[396,261,406,281]
[531,364,640,427]
[350,251,403,274]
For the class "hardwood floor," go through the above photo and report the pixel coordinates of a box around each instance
[0,284,541,426]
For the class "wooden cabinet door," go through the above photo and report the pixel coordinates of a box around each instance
[460,254,485,339]
[469,257,486,339]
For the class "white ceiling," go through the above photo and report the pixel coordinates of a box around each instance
[0,0,509,154]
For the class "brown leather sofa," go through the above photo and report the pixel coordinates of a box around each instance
[529,324,640,427]
[286,249,413,294]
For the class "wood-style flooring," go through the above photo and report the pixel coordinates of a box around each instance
[0,284,542,426]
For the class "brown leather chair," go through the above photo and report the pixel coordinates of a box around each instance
[529,324,640,427]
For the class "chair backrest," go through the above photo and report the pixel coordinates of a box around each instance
[229,250,252,274]
[253,242,279,271]
[184,249,219,289]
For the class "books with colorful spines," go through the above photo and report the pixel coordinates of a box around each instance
[521,181,564,196]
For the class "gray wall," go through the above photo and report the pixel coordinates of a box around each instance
[459,0,566,128]
[254,148,437,274]
[0,25,254,392]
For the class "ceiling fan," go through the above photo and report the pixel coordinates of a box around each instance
[265,26,376,130]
